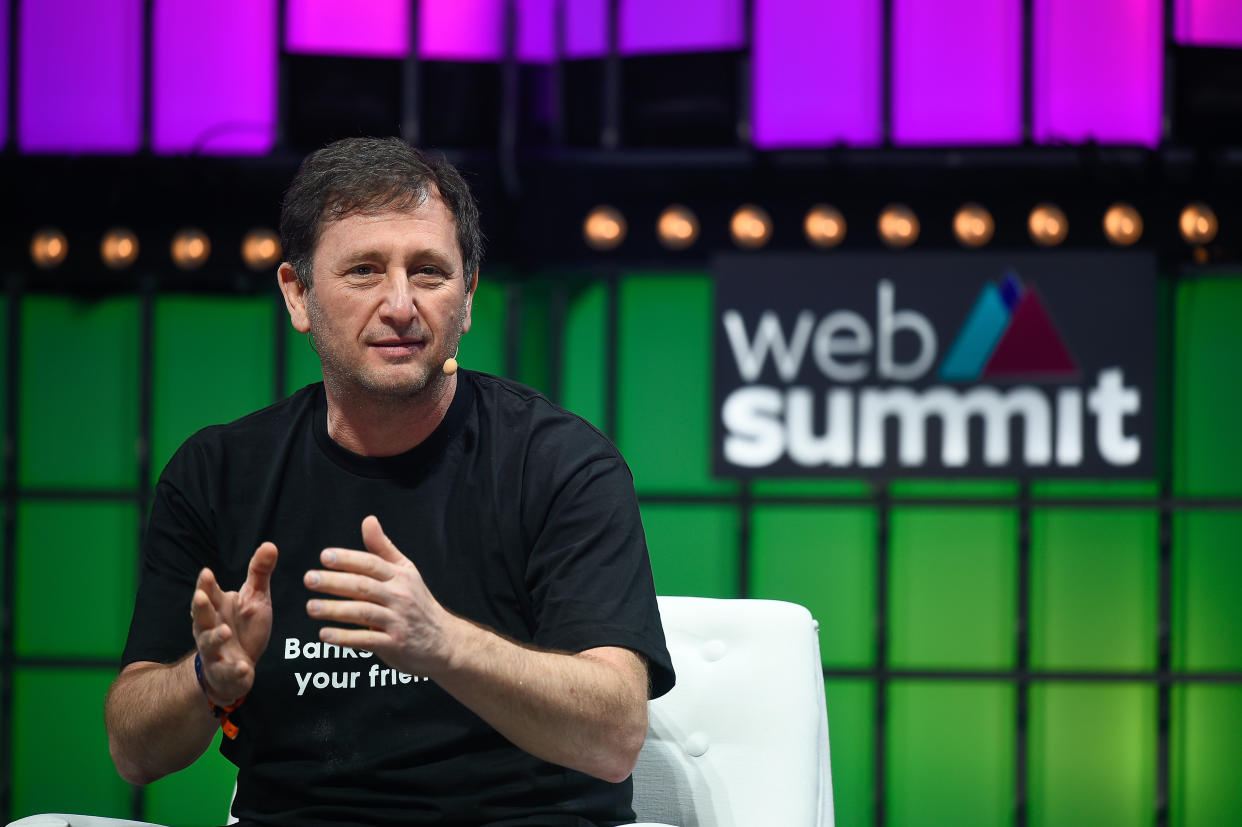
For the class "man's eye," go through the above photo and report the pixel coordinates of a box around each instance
[351,265,375,276]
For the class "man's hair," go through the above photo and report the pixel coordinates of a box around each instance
[280,137,484,287]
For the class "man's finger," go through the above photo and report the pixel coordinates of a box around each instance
[317,625,391,656]
[320,547,392,579]
[198,567,227,610]
[196,621,232,654]
[304,569,388,604]
[245,542,279,596]
[361,515,408,565]
[307,598,392,630]
[192,588,221,634]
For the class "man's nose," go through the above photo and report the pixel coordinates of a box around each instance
[379,272,415,325]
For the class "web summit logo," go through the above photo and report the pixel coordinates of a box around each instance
[717,267,1146,474]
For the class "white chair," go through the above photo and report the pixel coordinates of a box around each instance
[10,597,833,827]
[631,596,835,827]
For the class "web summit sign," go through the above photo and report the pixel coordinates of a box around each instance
[713,252,1156,477]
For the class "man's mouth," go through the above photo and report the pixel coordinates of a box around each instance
[369,339,425,357]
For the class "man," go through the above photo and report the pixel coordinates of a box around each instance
[105,137,674,826]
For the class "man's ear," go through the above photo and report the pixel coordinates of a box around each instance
[278,263,311,334]
[461,269,478,334]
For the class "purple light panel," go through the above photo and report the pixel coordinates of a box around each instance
[153,0,276,155]
[19,0,142,153]
[1175,0,1242,47]
[622,0,744,55]
[564,0,607,59]
[517,0,555,62]
[753,0,882,148]
[1033,0,1163,147]
[285,0,409,58]
[1,0,8,148]
[892,0,1022,145]
[420,0,504,60]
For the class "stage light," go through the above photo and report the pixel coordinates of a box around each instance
[730,205,772,250]
[804,205,846,248]
[172,228,212,270]
[1179,202,1218,245]
[1103,203,1143,246]
[31,228,68,269]
[953,203,994,248]
[242,228,282,271]
[101,228,139,270]
[1028,204,1068,247]
[657,205,700,251]
[878,205,919,248]
[583,206,627,251]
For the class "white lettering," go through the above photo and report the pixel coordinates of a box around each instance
[294,671,312,696]
[811,311,872,382]
[877,280,937,381]
[723,309,815,382]
[722,386,785,467]
[1056,388,1083,465]
[858,385,1049,466]
[1088,367,1141,465]
[786,387,854,466]
[285,638,299,659]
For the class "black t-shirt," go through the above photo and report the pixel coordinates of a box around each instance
[122,371,674,827]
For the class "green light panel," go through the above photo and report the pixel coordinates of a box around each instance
[1173,512,1242,670]
[888,478,1018,498]
[145,732,239,827]
[1175,277,1242,495]
[886,681,1015,825]
[1170,685,1242,827]
[284,322,322,394]
[618,274,736,495]
[462,277,507,378]
[640,503,739,598]
[16,501,137,658]
[1029,508,1158,670]
[825,679,875,827]
[18,296,140,489]
[1028,684,1156,826]
[12,668,131,820]
[518,279,552,394]
[152,296,274,481]
[888,507,1017,669]
[750,505,876,667]
[560,282,608,430]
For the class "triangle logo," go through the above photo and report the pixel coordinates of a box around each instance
[981,288,1078,378]
[938,271,1078,381]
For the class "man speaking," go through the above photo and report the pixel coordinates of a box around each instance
[105,137,674,826]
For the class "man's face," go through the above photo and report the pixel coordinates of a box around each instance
[280,196,475,402]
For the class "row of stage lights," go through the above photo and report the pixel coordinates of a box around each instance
[25,202,1225,270]
[584,202,1222,251]
[28,228,283,271]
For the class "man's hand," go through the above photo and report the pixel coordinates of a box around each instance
[302,516,451,673]
[304,516,650,782]
[192,541,279,705]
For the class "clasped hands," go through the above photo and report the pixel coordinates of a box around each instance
[191,515,449,707]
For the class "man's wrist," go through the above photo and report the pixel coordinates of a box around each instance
[194,652,246,739]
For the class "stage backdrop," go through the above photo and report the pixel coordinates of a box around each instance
[3,266,1240,826]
